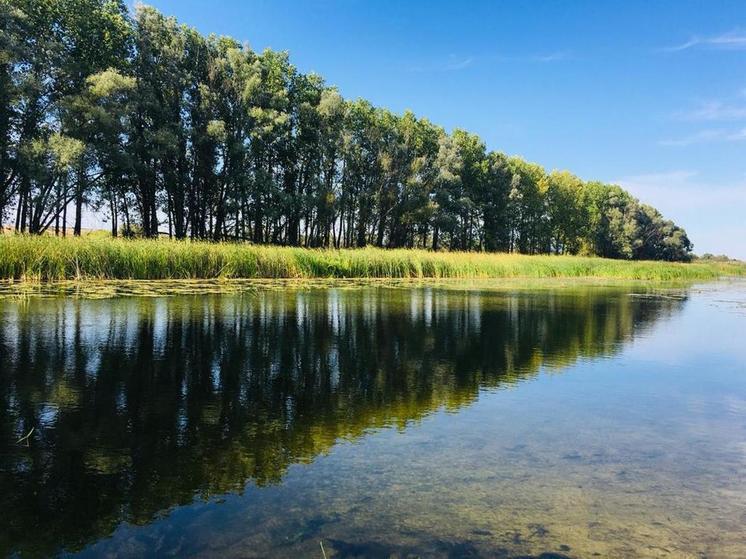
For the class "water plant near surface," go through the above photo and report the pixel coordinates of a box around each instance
[1,235,743,282]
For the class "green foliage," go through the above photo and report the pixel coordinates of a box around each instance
[1,1,695,261]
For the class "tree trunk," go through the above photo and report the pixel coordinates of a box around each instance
[73,167,84,236]
[110,193,118,237]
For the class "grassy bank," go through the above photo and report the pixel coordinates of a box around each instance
[1,235,744,282]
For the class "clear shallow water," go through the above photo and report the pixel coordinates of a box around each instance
[1,282,745,558]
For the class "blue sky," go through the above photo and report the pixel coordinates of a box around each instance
[142,0,746,258]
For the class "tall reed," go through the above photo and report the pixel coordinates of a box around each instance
[1,235,743,282]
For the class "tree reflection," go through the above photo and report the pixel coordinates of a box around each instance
[0,287,683,555]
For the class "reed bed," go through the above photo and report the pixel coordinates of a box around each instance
[1,234,743,282]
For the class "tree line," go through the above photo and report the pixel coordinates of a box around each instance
[0,0,693,260]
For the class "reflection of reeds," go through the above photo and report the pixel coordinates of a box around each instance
[1,235,743,282]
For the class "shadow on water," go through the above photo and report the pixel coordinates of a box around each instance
[0,287,684,556]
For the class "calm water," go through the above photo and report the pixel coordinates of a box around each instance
[1,282,745,558]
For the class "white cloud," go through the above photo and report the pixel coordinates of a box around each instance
[411,50,572,72]
[443,56,474,71]
[409,55,475,73]
[663,30,746,52]
[658,128,746,147]
[665,91,746,147]
[531,51,571,62]
[659,129,723,147]
[493,51,573,63]
[617,170,697,186]
[663,38,701,52]
[726,127,746,141]
[673,101,746,122]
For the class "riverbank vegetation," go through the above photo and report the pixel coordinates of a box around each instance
[1,0,694,261]
[1,236,742,282]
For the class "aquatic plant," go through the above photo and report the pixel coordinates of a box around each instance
[1,235,743,282]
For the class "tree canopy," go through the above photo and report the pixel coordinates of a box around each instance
[0,0,693,261]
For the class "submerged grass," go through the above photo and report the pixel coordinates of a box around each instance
[1,234,744,282]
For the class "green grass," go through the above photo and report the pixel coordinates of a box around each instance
[1,234,744,282]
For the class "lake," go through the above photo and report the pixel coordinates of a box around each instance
[1,281,745,558]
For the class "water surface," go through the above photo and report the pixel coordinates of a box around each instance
[1,282,745,558]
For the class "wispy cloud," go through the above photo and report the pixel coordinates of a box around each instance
[409,55,475,73]
[659,127,746,146]
[617,170,698,185]
[442,56,474,71]
[673,100,746,121]
[409,50,572,73]
[663,30,746,52]
[727,127,746,141]
[530,51,572,62]
[659,129,722,147]
[492,51,574,63]
[666,90,746,145]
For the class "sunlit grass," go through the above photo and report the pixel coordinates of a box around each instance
[1,234,744,282]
